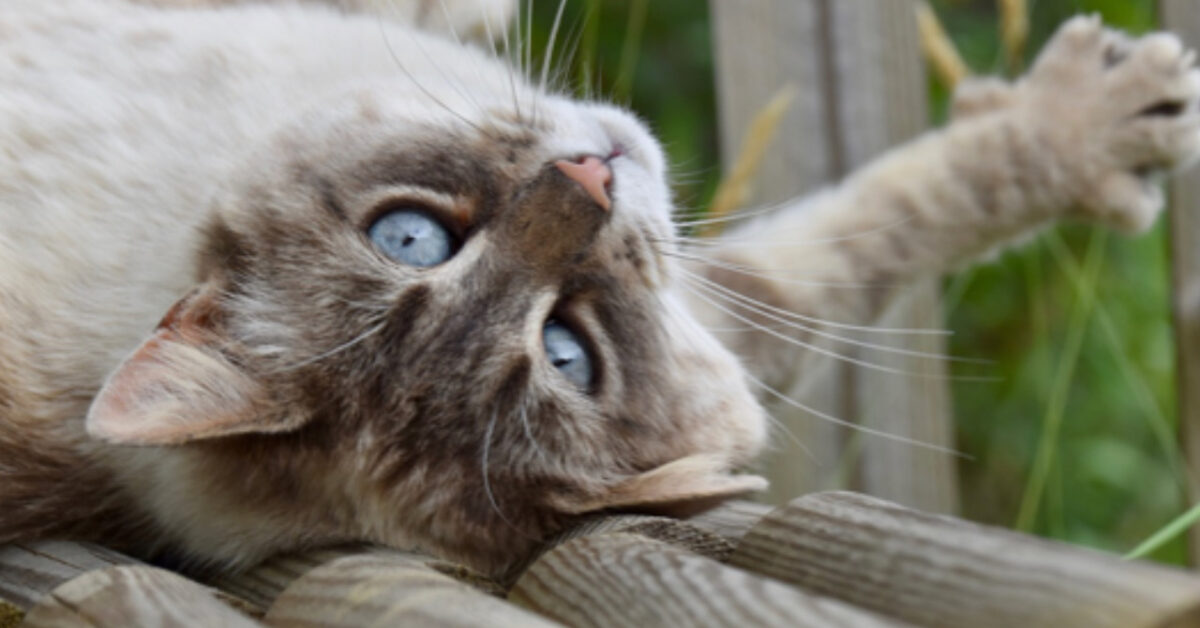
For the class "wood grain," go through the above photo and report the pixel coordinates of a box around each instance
[729,492,1200,628]
[21,565,261,628]
[264,552,558,627]
[0,541,140,611]
[553,514,736,561]
[687,500,773,545]
[710,0,851,502]
[710,0,957,513]
[510,532,914,627]
[1161,0,1200,567]
[204,546,370,612]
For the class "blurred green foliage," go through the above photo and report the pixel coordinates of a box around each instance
[933,0,1186,565]
[529,0,1188,564]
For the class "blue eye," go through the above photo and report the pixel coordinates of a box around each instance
[543,321,594,391]
[367,209,455,267]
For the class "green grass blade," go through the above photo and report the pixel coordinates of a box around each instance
[1042,230,1187,494]
[1015,228,1107,532]
[1126,502,1200,560]
[613,0,648,103]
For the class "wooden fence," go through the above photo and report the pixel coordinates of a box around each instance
[4,493,1200,627]
[710,0,957,513]
[709,0,1200,547]
[1163,0,1200,567]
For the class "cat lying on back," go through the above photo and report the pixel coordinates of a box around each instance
[0,0,1196,577]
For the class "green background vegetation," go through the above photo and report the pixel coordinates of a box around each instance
[527,0,1188,564]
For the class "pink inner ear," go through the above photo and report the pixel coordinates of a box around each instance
[85,285,288,446]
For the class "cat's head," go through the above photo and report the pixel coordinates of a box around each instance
[84,31,768,575]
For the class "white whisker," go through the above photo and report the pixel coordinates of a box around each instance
[681,270,984,367]
[519,403,549,461]
[681,278,992,381]
[661,248,882,288]
[663,217,916,249]
[375,16,488,136]
[482,407,541,540]
[538,0,570,108]
[273,318,388,373]
[678,266,951,336]
[438,0,502,105]
[764,412,815,461]
[485,0,523,123]
[403,12,489,122]
[746,372,968,457]
[672,199,805,227]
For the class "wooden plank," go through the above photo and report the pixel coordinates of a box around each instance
[728,492,1200,628]
[710,0,848,504]
[550,514,737,565]
[509,532,915,628]
[709,0,956,512]
[838,0,957,515]
[21,565,261,628]
[0,541,139,611]
[687,500,773,545]
[204,547,369,613]
[1161,0,1200,567]
[263,552,559,628]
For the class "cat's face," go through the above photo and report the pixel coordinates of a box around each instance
[85,47,767,574]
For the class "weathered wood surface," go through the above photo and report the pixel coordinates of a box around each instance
[263,552,557,628]
[0,541,139,612]
[687,499,773,544]
[554,514,737,562]
[6,492,1200,627]
[21,565,261,628]
[204,546,370,613]
[509,532,914,628]
[1161,0,1200,568]
[710,0,956,513]
[729,492,1200,628]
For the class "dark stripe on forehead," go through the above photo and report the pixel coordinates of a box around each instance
[363,143,500,203]
[315,176,349,222]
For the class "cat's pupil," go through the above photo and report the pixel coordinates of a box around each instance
[543,321,594,391]
[367,209,454,267]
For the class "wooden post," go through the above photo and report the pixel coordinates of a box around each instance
[728,492,1200,628]
[709,0,957,512]
[22,566,261,628]
[263,553,557,628]
[0,541,139,613]
[1161,0,1200,566]
[509,533,913,627]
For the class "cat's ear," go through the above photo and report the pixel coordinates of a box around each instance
[87,283,293,445]
[553,454,768,518]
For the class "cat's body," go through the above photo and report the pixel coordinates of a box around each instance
[0,0,1197,576]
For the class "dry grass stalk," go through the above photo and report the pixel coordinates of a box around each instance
[702,86,796,236]
[999,0,1029,72]
[916,2,969,89]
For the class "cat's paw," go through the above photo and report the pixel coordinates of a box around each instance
[1019,16,1200,232]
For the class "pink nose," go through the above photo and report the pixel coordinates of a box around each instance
[555,156,613,211]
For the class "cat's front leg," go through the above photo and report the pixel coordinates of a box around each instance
[686,16,1200,385]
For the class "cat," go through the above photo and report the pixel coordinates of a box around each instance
[0,0,1196,579]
